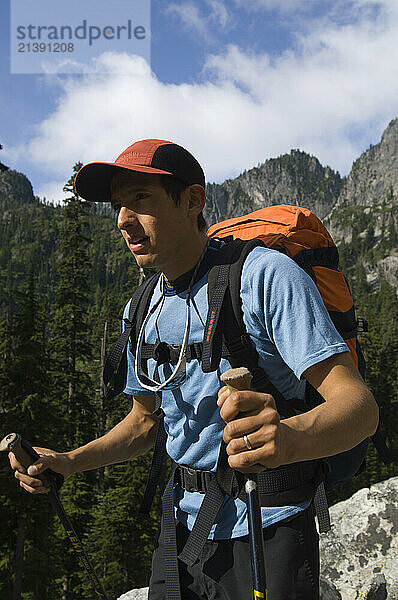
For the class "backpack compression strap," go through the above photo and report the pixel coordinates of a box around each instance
[202,238,295,411]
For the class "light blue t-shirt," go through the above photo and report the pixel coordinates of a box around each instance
[123,243,348,539]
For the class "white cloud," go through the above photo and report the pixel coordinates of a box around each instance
[8,0,398,192]
[206,0,230,29]
[233,0,321,14]
[166,0,231,37]
[166,3,207,36]
[232,0,388,25]
[35,180,68,205]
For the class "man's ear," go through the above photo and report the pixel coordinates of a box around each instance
[185,184,206,219]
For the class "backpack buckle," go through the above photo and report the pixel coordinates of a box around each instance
[176,466,214,493]
[184,468,200,492]
[153,340,181,365]
[153,340,169,364]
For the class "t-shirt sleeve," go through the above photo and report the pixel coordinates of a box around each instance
[122,299,154,397]
[242,248,349,380]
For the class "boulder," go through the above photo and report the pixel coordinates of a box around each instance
[117,588,148,600]
[320,477,398,599]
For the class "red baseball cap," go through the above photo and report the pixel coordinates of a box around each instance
[74,139,205,202]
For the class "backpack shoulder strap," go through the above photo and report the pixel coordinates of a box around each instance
[102,272,161,400]
[202,239,261,372]
[203,238,290,409]
[130,271,162,349]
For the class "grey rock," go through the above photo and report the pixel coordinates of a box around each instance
[365,574,387,600]
[204,149,342,226]
[117,587,148,600]
[375,255,398,290]
[320,477,398,600]
[320,575,342,599]
[338,119,398,209]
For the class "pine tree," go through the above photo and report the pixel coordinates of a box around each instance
[0,267,59,600]
[49,164,99,599]
[82,453,162,599]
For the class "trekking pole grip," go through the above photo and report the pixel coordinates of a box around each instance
[220,366,252,393]
[0,432,51,487]
[220,367,255,470]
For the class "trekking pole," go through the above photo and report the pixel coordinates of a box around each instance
[0,433,111,600]
[220,368,267,600]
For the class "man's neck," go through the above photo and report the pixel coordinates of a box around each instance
[162,234,209,283]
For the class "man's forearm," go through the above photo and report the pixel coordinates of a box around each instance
[220,353,379,472]
[67,407,158,475]
[282,381,379,465]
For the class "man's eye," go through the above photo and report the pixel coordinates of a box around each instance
[136,193,149,200]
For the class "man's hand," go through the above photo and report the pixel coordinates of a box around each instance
[9,398,158,496]
[217,388,286,472]
[9,448,74,495]
[218,352,379,472]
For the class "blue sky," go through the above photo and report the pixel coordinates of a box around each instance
[1,0,398,203]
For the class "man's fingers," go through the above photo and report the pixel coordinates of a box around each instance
[223,414,265,443]
[219,390,276,423]
[8,451,25,472]
[227,447,267,472]
[14,467,46,487]
[24,449,54,476]
[14,468,51,494]
[223,409,279,442]
[18,479,51,494]
[27,461,43,476]
[9,447,51,473]
[226,423,279,454]
[10,449,54,494]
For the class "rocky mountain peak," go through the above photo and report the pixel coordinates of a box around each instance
[204,148,342,226]
[338,118,398,209]
[0,169,36,211]
[380,117,398,158]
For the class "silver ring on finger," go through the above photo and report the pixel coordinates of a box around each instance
[243,434,253,450]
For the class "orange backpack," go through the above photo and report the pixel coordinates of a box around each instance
[207,204,365,374]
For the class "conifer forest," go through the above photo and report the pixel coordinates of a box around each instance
[0,160,397,600]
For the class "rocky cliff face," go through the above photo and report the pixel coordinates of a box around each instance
[0,169,36,211]
[205,149,343,225]
[326,120,398,291]
[338,119,398,209]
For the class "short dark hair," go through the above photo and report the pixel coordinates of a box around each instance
[160,175,207,232]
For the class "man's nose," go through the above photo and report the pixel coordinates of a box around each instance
[118,206,137,230]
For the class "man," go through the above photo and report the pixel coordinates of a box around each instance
[10,139,379,599]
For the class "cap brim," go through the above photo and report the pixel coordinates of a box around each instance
[74,161,174,202]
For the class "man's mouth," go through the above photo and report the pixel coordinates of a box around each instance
[128,236,149,250]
